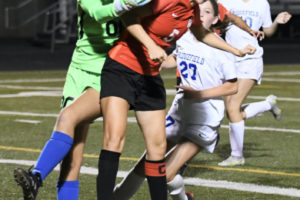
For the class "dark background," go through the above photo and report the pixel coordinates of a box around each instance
[0,0,299,71]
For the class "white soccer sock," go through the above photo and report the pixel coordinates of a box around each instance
[167,174,188,200]
[113,168,145,200]
[243,100,272,119]
[229,120,245,157]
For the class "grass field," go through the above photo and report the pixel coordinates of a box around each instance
[1,64,300,200]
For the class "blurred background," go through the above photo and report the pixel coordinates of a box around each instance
[0,0,300,71]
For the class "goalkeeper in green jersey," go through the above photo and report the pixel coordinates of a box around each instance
[13,0,151,199]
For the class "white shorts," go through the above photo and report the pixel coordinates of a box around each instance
[236,57,263,85]
[166,94,219,153]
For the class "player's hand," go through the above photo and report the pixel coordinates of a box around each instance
[148,44,167,63]
[275,12,292,24]
[237,45,256,57]
[250,30,265,41]
[175,85,201,99]
[114,0,152,16]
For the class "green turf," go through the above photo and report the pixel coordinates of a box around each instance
[1,65,300,199]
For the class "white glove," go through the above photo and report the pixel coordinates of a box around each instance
[113,0,152,16]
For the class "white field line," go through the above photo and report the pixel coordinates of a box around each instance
[1,110,300,134]
[263,71,300,76]
[0,84,62,90]
[0,91,62,98]
[14,119,41,124]
[165,89,300,102]
[2,89,300,102]
[0,78,65,83]
[1,159,300,198]
[262,78,300,83]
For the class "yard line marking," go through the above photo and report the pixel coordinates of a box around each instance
[0,91,62,98]
[1,110,300,134]
[1,159,300,197]
[0,88,300,102]
[263,71,300,76]
[0,78,65,83]
[165,90,300,102]
[262,78,300,83]
[0,85,62,90]
[1,147,300,178]
[14,119,41,124]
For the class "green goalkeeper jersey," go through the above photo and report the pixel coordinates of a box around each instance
[71,0,122,74]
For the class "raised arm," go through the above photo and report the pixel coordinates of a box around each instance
[191,26,256,57]
[160,55,177,70]
[263,11,292,37]
[229,14,264,40]
[120,4,167,62]
[79,0,152,24]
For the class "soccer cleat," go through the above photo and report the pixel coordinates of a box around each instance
[14,166,42,200]
[266,95,282,120]
[185,191,194,200]
[218,156,245,167]
[113,0,152,16]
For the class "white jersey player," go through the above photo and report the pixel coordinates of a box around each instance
[217,0,291,166]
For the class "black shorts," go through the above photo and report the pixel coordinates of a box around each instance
[101,56,166,111]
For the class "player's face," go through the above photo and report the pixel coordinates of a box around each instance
[199,1,218,30]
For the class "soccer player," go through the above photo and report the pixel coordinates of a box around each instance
[175,1,265,88]
[217,0,292,167]
[111,1,255,199]
[12,0,151,199]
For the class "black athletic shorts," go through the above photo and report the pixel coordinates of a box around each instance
[101,56,166,111]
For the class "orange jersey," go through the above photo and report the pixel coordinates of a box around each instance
[109,0,200,76]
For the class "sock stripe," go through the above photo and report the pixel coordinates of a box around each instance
[145,160,166,177]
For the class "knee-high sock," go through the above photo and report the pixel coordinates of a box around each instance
[97,150,121,200]
[229,121,245,157]
[167,174,187,200]
[145,159,167,200]
[56,180,79,200]
[113,168,145,200]
[33,131,73,180]
[243,101,272,119]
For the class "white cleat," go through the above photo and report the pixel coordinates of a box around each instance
[218,156,245,167]
[266,95,282,120]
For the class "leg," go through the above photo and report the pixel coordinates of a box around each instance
[56,123,89,200]
[113,152,146,200]
[219,79,255,166]
[165,141,200,200]
[242,94,282,120]
[136,110,168,200]
[14,88,101,200]
[97,96,129,200]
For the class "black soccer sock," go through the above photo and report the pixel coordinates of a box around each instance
[145,159,168,200]
[97,149,121,200]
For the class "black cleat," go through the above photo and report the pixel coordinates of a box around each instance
[14,166,42,200]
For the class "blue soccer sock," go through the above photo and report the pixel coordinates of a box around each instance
[33,131,73,180]
[57,180,79,200]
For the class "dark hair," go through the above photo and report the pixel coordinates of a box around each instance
[207,0,230,34]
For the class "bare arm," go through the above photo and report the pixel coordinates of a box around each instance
[160,55,177,70]
[263,11,292,37]
[191,26,256,57]
[120,5,167,62]
[176,79,238,99]
[230,14,264,40]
